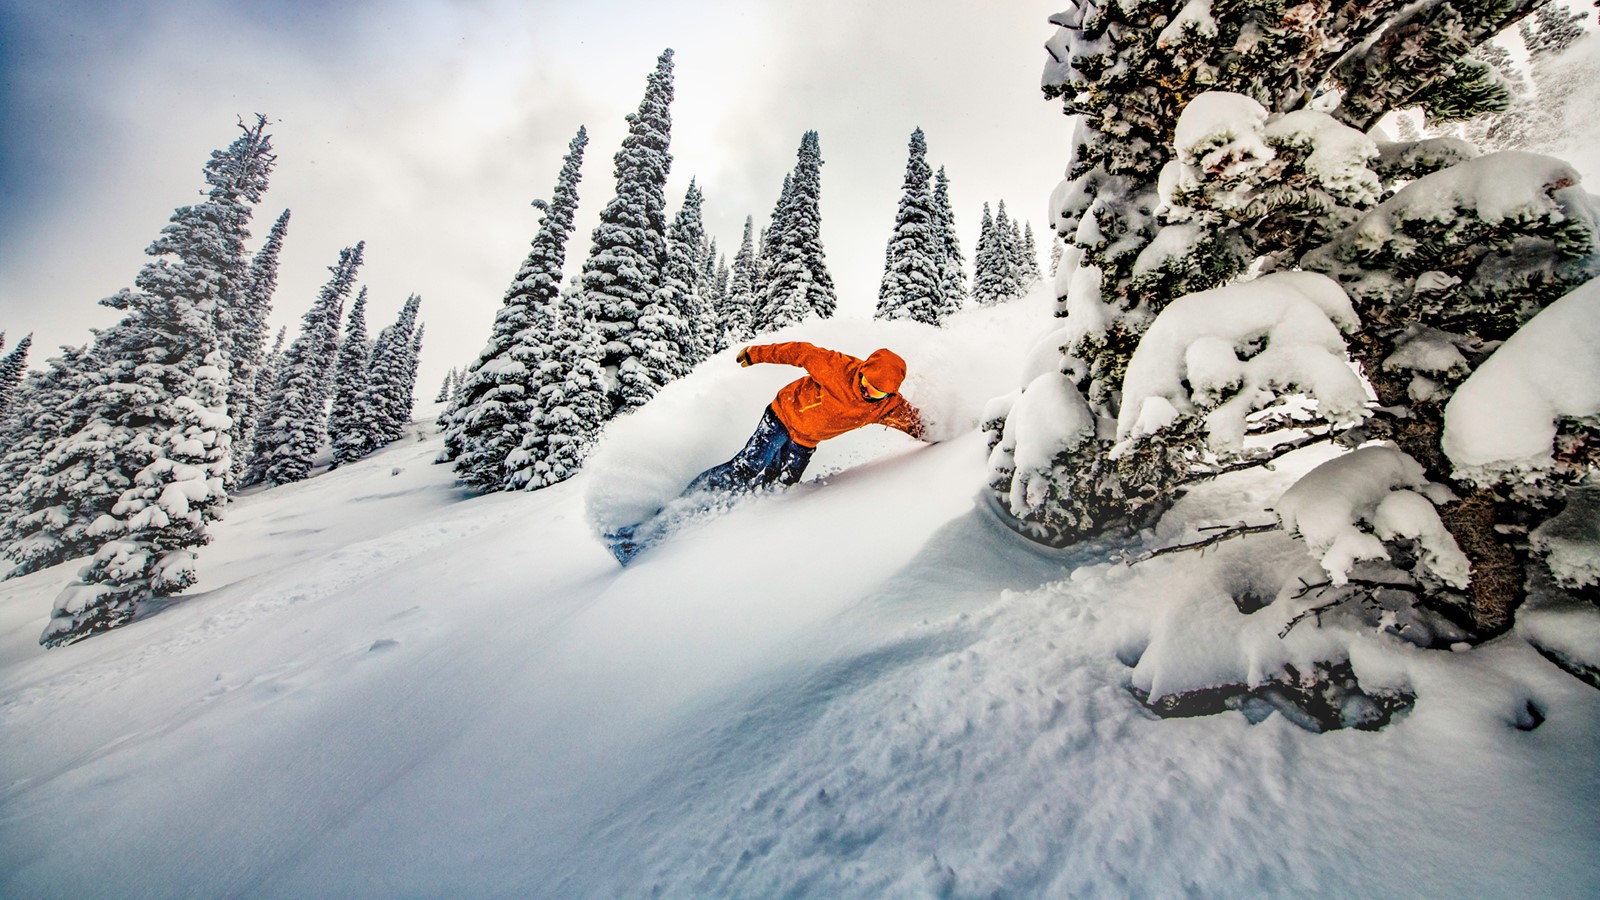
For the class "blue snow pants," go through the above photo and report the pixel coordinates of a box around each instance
[686,405,815,496]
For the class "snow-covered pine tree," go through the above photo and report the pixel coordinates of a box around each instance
[651,178,710,378]
[762,131,835,329]
[37,116,276,647]
[574,49,676,419]
[443,125,588,491]
[363,295,423,449]
[0,334,32,422]
[401,323,423,436]
[1454,40,1533,152]
[434,366,457,430]
[1300,147,1598,631]
[0,345,92,575]
[247,242,363,487]
[875,128,945,324]
[995,200,1027,298]
[1514,2,1596,157]
[752,177,792,328]
[710,251,732,352]
[933,166,968,320]
[702,237,722,307]
[251,326,286,437]
[327,287,373,468]
[1022,221,1042,283]
[697,235,725,352]
[988,0,1578,638]
[971,202,1007,305]
[364,322,406,449]
[225,207,289,486]
[507,284,607,490]
[1522,0,1588,54]
[722,216,759,344]
[1049,229,1064,277]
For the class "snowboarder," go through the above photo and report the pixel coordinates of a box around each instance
[606,341,926,563]
[690,341,926,493]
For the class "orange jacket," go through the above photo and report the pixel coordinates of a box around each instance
[747,342,924,447]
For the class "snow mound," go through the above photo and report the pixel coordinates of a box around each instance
[1443,277,1600,484]
[584,293,1052,534]
[1531,484,1600,590]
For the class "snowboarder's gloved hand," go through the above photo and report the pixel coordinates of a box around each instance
[736,346,752,367]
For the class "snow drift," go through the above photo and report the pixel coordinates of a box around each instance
[583,295,1051,535]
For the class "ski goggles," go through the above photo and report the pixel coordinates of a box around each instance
[859,373,889,400]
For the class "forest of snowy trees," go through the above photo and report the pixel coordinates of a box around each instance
[5,0,1596,660]
[0,47,1029,648]
[438,50,1040,495]
[0,117,426,647]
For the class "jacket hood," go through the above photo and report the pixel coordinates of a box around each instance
[861,348,907,393]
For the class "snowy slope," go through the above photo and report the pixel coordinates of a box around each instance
[2,289,1599,898]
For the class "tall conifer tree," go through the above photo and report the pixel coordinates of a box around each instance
[0,345,91,573]
[658,179,711,375]
[1021,221,1042,284]
[994,200,1025,299]
[0,334,32,422]
[972,202,1007,305]
[933,166,968,320]
[327,287,373,468]
[507,286,607,490]
[875,128,944,324]
[762,131,835,329]
[363,295,422,449]
[444,126,588,492]
[723,216,759,344]
[574,49,676,419]
[248,242,363,487]
[225,208,289,485]
[754,178,791,308]
[36,117,275,646]
[251,326,286,439]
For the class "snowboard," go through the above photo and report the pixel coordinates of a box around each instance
[602,487,746,566]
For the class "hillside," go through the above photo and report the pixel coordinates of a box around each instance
[2,289,1598,898]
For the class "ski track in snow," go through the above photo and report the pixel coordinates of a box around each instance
[1,292,1598,897]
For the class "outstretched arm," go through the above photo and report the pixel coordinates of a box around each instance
[740,342,851,380]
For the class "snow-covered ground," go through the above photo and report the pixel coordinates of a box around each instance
[2,289,1598,898]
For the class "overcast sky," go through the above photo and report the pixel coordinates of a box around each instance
[0,0,1074,394]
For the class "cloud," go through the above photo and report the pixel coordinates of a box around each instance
[0,0,1072,395]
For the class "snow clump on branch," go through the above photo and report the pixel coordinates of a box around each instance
[1276,444,1470,591]
[1114,271,1367,455]
[1443,277,1600,485]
